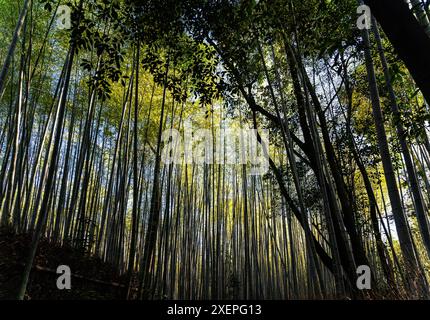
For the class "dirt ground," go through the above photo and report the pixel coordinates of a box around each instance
[0,228,131,300]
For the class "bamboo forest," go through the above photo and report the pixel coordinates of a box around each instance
[1,0,430,301]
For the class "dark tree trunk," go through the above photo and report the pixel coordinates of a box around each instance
[364,0,430,103]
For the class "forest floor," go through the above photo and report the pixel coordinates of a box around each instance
[0,227,132,300]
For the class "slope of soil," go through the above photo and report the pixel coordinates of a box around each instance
[0,228,129,300]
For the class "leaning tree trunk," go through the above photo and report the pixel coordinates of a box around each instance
[126,43,140,299]
[17,43,76,300]
[364,0,430,103]
[0,0,31,97]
